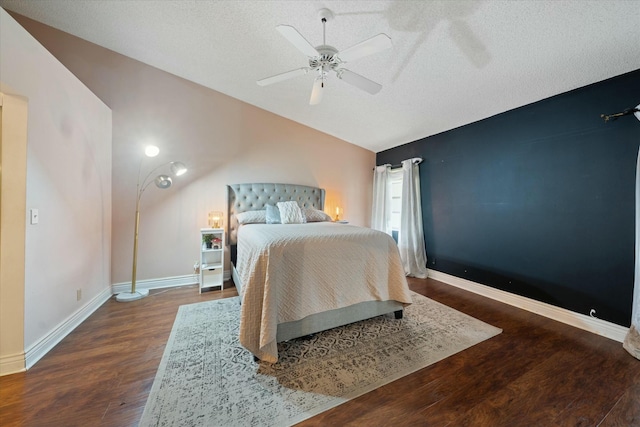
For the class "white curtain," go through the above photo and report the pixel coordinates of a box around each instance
[623,146,640,360]
[371,164,392,235]
[398,158,428,278]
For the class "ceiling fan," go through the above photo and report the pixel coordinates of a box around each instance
[257,8,392,105]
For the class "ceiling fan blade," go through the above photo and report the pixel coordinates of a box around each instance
[276,25,319,58]
[257,68,308,86]
[337,33,392,63]
[338,69,382,94]
[309,78,324,105]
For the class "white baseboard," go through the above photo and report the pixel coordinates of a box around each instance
[111,271,231,294]
[24,286,113,370]
[427,269,629,343]
[19,272,232,374]
[0,351,26,376]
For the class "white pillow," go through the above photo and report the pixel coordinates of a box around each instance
[303,207,332,222]
[277,201,305,224]
[235,210,266,224]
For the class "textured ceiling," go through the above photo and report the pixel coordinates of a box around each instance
[1,0,639,153]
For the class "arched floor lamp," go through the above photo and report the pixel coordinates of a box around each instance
[116,145,187,302]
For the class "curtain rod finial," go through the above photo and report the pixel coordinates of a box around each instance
[601,104,640,123]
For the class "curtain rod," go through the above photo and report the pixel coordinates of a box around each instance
[601,105,640,122]
[373,157,422,171]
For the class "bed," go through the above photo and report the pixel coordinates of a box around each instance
[227,183,412,362]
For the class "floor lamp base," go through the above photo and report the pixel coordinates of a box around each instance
[116,289,150,302]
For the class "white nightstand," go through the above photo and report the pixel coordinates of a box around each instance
[200,228,224,293]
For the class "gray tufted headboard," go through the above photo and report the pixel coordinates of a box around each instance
[227,183,325,246]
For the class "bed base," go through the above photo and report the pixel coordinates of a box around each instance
[276,299,403,342]
[252,307,404,362]
[233,263,404,359]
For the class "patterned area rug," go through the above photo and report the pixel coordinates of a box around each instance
[140,292,501,426]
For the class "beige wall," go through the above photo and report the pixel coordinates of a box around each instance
[0,9,112,355]
[10,12,376,285]
[0,93,27,375]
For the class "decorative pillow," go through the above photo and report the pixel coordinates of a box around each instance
[235,210,266,225]
[303,207,332,222]
[265,204,281,224]
[276,201,305,224]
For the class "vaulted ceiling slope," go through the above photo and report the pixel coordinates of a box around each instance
[2,0,639,153]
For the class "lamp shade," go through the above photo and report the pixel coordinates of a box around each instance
[171,162,187,176]
[145,145,160,157]
[208,211,223,228]
[155,174,172,189]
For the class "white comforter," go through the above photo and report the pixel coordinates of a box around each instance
[236,222,413,362]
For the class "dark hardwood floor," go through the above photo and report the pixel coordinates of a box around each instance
[1,278,639,426]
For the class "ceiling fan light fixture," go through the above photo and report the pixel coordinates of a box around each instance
[257,8,392,103]
[309,77,324,105]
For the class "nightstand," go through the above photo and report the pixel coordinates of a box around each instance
[200,228,224,293]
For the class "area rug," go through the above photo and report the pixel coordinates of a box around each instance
[140,292,501,427]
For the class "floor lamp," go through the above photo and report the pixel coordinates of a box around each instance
[116,145,187,302]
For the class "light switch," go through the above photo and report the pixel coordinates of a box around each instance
[30,208,39,224]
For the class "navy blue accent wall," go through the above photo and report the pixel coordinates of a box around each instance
[377,69,640,326]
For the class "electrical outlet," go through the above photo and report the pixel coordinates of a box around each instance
[76,289,82,301]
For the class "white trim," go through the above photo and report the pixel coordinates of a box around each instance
[24,286,113,370]
[427,269,629,343]
[111,272,230,295]
[23,272,232,372]
[0,351,26,376]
